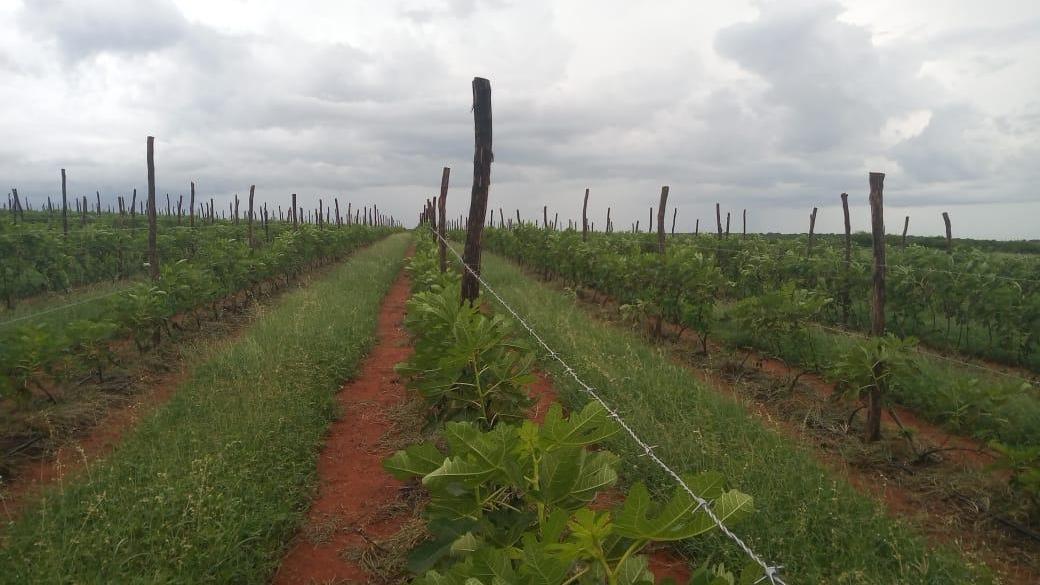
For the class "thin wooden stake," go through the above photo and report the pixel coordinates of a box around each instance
[901,215,909,248]
[582,188,590,241]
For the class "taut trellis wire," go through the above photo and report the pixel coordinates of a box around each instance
[429,227,787,585]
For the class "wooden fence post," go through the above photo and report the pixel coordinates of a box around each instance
[96,190,101,216]
[742,209,747,239]
[582,188,590,241]
[695,218,699,236]
[606,207,611,233]
[61,169,68,235]
[10,188,20,224]
[247,185,255,248]
[461,77,493,305]
[657,186,668,254]
[671,207,677,236]
[146,136,161,348]
[438,166,450,273]
[942,212,952,254]
[807,207,818,258]
[189,181,196,227]
[867,172,886,442]
[715,203,722,238]
[841,193,851,324]
[901,216,909,248]
[292,193,298,228]
[725,212,731,238]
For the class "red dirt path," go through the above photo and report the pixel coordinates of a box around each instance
[273,269,414,584]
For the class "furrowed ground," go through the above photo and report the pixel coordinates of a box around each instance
[0,233,410,583]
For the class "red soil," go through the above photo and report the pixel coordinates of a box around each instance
[2,360,189,522]
[273,269,414,584]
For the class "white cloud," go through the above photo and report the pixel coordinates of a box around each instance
[0,0,1037,238]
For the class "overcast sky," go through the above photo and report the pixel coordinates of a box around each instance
[2,0,1038,238]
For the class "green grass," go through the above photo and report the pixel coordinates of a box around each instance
[0,233,411,584]
[476,249,992,585]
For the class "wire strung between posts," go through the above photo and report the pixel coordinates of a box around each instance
[430,228,787,585]
[0,287,129,329]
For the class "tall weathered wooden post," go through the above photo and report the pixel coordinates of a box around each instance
[841,193,852,324]
[61,168,69,236]
[656,186,669,254]
[438,166,450,273]
[461,77,493,305]
[942,212,952,254]
[807,207,818,258]
[582,188,590,241]
[867,172,887,442]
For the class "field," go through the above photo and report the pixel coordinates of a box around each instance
[2,216,1038,584]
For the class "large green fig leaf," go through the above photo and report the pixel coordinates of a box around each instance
[613,474,752,542]
[384,442,444,480]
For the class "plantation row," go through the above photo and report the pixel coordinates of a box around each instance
[383,234,763,584]
[0,235,412,583]
[0,224,397,405]
[476,226,1040,521]
[0,206,390,307]
[483,226,1040,372]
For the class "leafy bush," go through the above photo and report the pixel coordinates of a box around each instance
[386,403,755,585]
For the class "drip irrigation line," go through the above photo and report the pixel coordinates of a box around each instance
[430,228,787,585]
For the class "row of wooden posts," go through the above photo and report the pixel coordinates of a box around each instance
[6,179,399,233]
[418,185,957,257]
[423,76,908,442]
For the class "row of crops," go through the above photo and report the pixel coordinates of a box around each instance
[0,223,397,405]
[475,225,1040,523]
[0,209,346,307]
[482,225,1040,372]
[381,234,766,585]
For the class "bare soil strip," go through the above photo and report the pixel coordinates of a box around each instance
[273,268,415,584]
